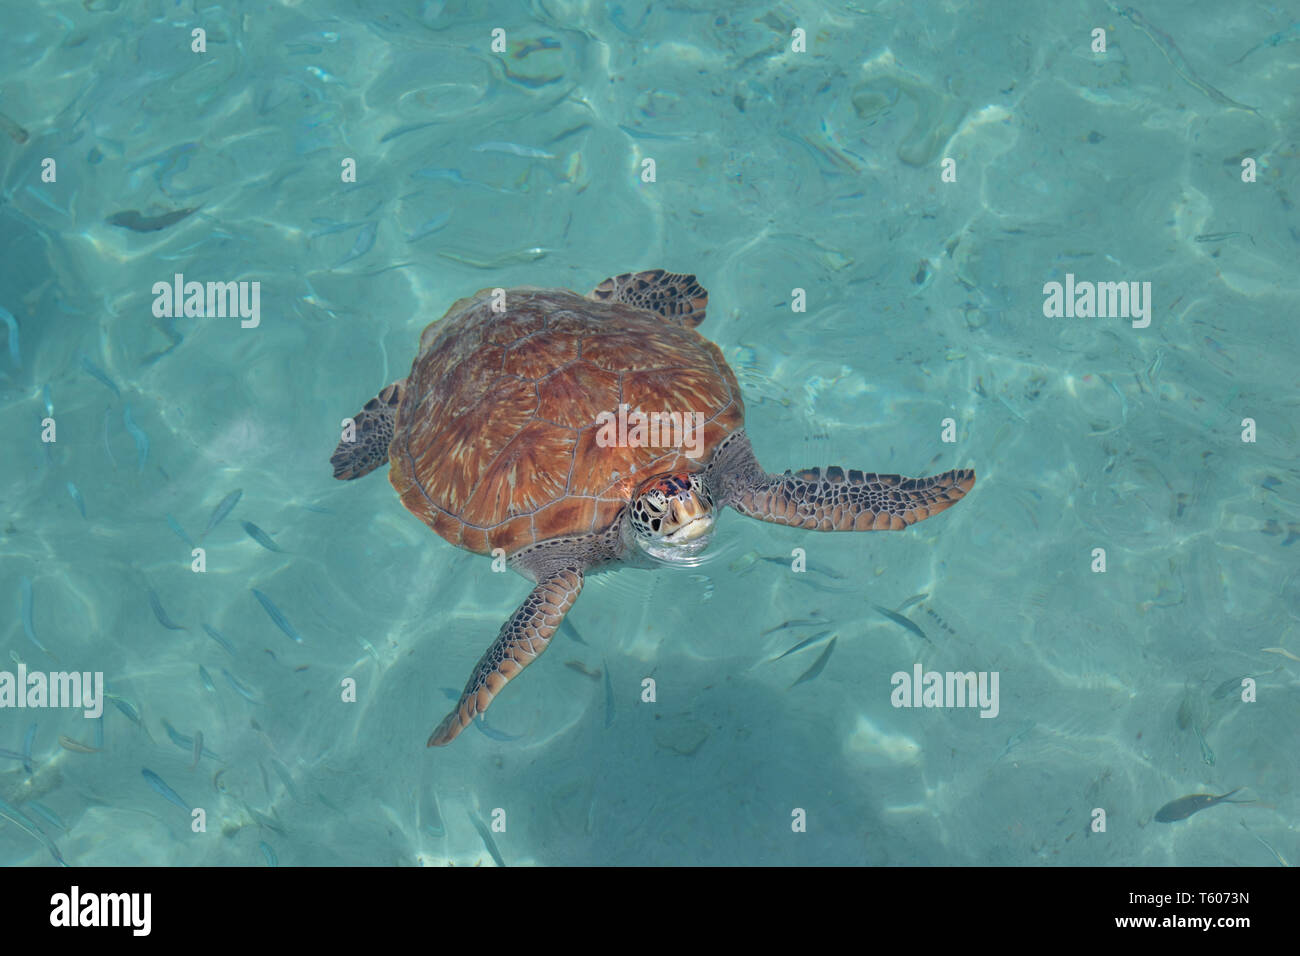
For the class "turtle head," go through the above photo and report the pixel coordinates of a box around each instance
[629,472,715,561]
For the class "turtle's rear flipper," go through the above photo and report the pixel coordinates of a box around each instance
[330,382,402,480]
[428,566,584,746]
[589,268,708,327]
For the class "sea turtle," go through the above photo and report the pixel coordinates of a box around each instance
[330,269,975,746]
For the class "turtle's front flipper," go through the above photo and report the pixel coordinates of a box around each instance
[428,567,583,746]
[734,467,976,530]
[710,430,974,530]
[329,382,402,480]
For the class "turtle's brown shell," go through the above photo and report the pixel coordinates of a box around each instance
[388,287,745,555]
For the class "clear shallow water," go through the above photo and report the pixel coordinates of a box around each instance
[1,0,1297,866]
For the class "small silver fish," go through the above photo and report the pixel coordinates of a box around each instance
[19,576,57,660]
[468,811,507,867]
[872,604,931,644]
[560,619,589,645]
[411,166,475,185]
[245,804,287,835]
[996,720,1036,760]
[22,722,36,773]
[474,719,524,743]
[106,206,200,232]
[565,660,601,679]
[42,384,53,417]
[198,664,216,692]
[420,785,445,838]
[1195,231,1253,245]
[437,689,522,741]
[472,141,556,159]
[147,588,186,631]
[66,481,86,518]
[759,617,830,636]
[333,221,377,268]
[190,731,203,771]
[251,588,303,643]
[437,246,550,269]
[102,406,117,468]
[81,357,120,397]
[0,795,66,866]
[405,211,450,243]
[26,801,66,833]
[270,758,303,803]
[1229,20,1300,65]
[222,668,259,703]
[380,120,438,143]
[0,110,27,144]
[0,306,20,367]
[122,404,149,472]
[159,719,187,748]
[141,767,191,812]
[617,123,695,142]
[241,520,286,552]
[355,635,380,663]
[756,555,845,580]
[309,217,368,237]
[24,184,69,218]
[1240,821,1291,867]
[166,513,195,547]
[160,719,219,760]
[603,660,615,728]
[58,735,99,754]
[770,629,834,662]
[896,592,929,612]
[1154,788,1251,822]
[202,622,237,656]
[204,489,243,536]
[1192,723,1215,766]
[1211,675,1249,699]
[107,693,145,727]
[789,637,837,689]
[259,841,279,866]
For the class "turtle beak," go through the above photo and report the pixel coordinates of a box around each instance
[663,497,714,543]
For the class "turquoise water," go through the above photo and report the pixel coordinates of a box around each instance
[1,0,1297,866]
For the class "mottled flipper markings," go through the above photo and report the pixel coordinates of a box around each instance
[589,268,709,327]
[732,465,976,531]
[330,382,403,480]
[428,566,584,746]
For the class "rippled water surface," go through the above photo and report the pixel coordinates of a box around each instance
[0,0,1296,866]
